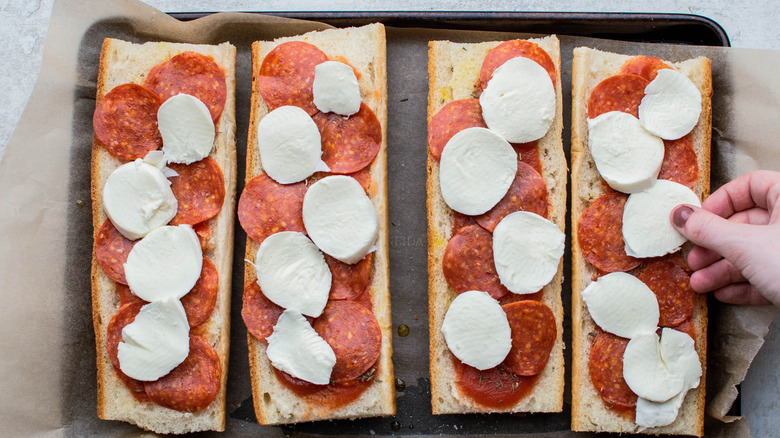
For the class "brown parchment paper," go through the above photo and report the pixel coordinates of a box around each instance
[1,0,778,436]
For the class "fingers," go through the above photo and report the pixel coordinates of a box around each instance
[729,207,771,225]
[712,283,773,306]
[689,258,746,292]
[686,245,723,271]
[701,170,780,218]
[671,204,752,260]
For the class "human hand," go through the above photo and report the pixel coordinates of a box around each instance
[670,170,780,307]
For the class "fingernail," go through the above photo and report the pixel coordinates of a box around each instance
[672,205,693,229]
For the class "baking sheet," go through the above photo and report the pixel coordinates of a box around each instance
[1,0,778,436]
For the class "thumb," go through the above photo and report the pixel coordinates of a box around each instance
[670,204,752,260]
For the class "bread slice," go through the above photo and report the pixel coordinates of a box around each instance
[570,47,711,436]
[427,36,566,414]
[244,23,395,425]
[90,39,236,434]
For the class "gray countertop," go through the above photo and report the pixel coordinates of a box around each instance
[3,0,778,435]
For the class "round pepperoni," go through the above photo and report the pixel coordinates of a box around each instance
[193,221,212,253]
[106,302,148,401]
[115,283,142,306]
[588,74,649,119]
[327,253,372,300]
[237,174,307,245]
[181,257,218,328]
[475,161,548,232]
[659,135,698,189]
[93,83,162,160]
[443,225,510,299]
[274,369,370,408]
[589,332,637,409]
[258,41,328,116]
[168,157,225,226]
[428,99,487,161]
[144,52,227,122]
[502,301,556,376]
[451,212,477,235]
[513,141,542,175]
[95,219,135,284]
[313,102,382,174]
[313,301,381,383]
[453,357,537,408]
[241,281,284,343]
[145,336,221,413]
[499,290,543,305]
[639,259,695,327]
[619,56,672,81]
[578,193,641,273]
[479,39,556,90]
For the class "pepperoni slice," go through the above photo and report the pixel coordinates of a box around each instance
[115,283,142,306]
[274,368,371,408]
[95,219,135,284]
[659,135,698,189]
[168,157,225,226]
[669,319,697,346]
[578,193,641,273]
[181,257,218,328]
[237,174,307,245]
[258,41,328,116]
[327,253,372,300]
[499,290,543,305]
[475,161,548,232]
[144,52,227,122]
[513,141,542,175]
[313,102,382,174]
[313,301,381,383]
[589,332,637,410]
[428,99,487,161]
[443,225,510,299]
[145,336,221,413]
[502,301,556,376]
[453,357,537,408]
[619,56,672,81]
[193,221,212,253]
[479,39,556,90]
[106,302,148,402]
[451,213,477,235]
[241,281,284,344]
[639,259,695,327]
[93,83,162,160]
[587,74,649,119]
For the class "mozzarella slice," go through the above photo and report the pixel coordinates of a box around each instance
[102,159,178,241]
[441,290,512,370]
[257,106,328,184]
[312,61,361,116]
[479,56,556,143]
[493,211,564,294]
[117,298,190,381]
[254,231,331,317]
[623,179,702,258]
[623,332,684,403]
[124,224,203,302]
[587,111,665,193]
[266,310,337,385]
[636,392,686,430]
[438,127,517,216]
[639,69,702,140]
[158,93,215,164]
[581,272,659,339]
[302,175,378,264]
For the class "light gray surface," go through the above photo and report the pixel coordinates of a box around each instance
[3,0,778,435]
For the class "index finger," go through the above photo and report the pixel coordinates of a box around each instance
[702,170,780,218]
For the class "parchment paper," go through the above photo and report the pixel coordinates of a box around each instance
[1,0,778,436]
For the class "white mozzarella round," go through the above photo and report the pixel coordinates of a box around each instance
[623,331,685,403]
[124,224,203,302]
[479,56,556,143]
[587,111,665,194]
[102,159,178,240]
[255,231,331,317]
[493,211,564,294]
[302,175,378,264]
[623,179,702,258]
[441,290,512,370]
[581,272,659,339]
[117,298,190,381]
[636,392,686,430]
[638,69,702,140]
[158,93,215,164]
[312,61,361,116]
[438,127,517,216]
[257,106,328,184]
[266,310,337,385]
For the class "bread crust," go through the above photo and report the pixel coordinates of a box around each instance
[90,38,236,434]
[569,47,711,436]
[426,36,566,414]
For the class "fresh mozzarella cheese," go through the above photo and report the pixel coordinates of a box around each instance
[266,310,337,385]
[636,392,686,430]
[623,331,684,403]
[638,69,702,140]
[587,111,664,193]
[581,272,659,339]
[492,211,564,294]
[441,290,512,370]
[102,158,178,240]
[479,56,556,143]
[438,127,517,216]
[302,175,378,264]
[254,231,331,317]
[257,105,329,184]
[157,93,215,164]
[623,179,702,258]
[124,224,203,302]
[117,298,190,381]
[312,61,361,116]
